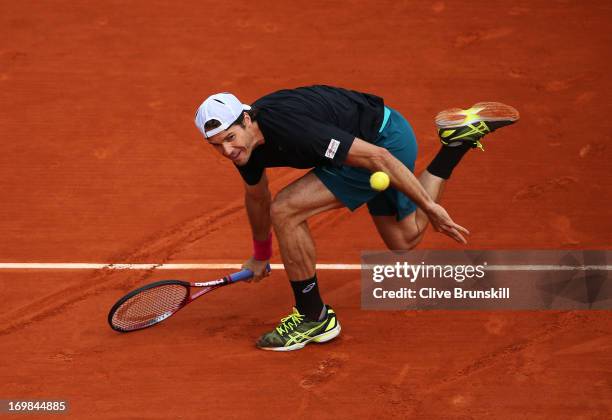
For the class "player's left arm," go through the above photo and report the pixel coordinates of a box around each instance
[344,137,469,244]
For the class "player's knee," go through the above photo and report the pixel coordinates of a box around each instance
[401,234,423,250]
[383,231,423,251]
[270,195,294,228]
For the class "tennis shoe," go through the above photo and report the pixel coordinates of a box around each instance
[256,306,341,351]
[435,102,519,150]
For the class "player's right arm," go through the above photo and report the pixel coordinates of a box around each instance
[242,170,272,281]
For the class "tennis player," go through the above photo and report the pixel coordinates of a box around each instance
[194,86,518,351]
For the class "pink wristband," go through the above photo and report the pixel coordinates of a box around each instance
[253,233,273,261]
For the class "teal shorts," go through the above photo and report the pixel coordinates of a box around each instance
[313,107,418,221]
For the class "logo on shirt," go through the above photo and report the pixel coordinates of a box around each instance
[325,139,340,159]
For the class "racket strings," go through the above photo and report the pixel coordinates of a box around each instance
[111,284,189,331]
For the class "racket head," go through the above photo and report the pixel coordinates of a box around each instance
[108,280,191,332]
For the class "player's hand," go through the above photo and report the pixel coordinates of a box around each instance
[425,203,470,244]
[242,256,271,282]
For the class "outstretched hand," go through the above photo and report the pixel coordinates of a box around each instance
[425,203,470,244]
[242,256,271,282]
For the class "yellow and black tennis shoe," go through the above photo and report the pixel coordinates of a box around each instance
[435,102,519,150]
[256,306,341,351]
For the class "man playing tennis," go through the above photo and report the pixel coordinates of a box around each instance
[194,86,518,351]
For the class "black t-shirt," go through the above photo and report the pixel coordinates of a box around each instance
[236,85,384,185]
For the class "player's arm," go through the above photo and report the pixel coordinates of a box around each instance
[344,138,469,244]
[242,170,273,280]
[244,170,272,239]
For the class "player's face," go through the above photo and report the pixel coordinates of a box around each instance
[207,115,257,166]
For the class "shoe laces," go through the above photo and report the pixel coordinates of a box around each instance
[276,309,305,335]
[470,122,490,151]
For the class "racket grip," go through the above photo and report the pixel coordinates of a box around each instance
[229,264,271,283]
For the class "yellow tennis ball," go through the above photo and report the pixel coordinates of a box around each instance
[370,171,390,191]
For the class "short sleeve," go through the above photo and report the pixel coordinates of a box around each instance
[299,116,356,166]
[259,110,356,167]
[235,158,264,185]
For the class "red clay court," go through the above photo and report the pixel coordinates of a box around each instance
[1,1,611,418]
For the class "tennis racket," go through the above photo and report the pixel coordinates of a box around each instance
[108,266,269,332]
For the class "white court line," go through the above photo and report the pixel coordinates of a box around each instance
[0,263,609,270]
[484,265,611,271]
[0,263,358,270]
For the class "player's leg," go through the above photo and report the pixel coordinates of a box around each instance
[270,172,343,281]
[257,172,344,351]
[365,106,429,249]
[258,147,403,350]
[371,102,519,250]
[370,170,445,250]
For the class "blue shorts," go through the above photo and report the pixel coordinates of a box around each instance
[313,107,418,221]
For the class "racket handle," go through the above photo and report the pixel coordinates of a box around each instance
[228,264,271,283]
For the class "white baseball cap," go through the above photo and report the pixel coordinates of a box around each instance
[194,93,252,139]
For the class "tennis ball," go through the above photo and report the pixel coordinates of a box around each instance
[370,171,390,191]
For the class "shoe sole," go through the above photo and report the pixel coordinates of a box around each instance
[258,322,342,352]
[435,102,520,129]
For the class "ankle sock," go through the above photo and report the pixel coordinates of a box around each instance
[426,143,471,179]
[290,274,324,321]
